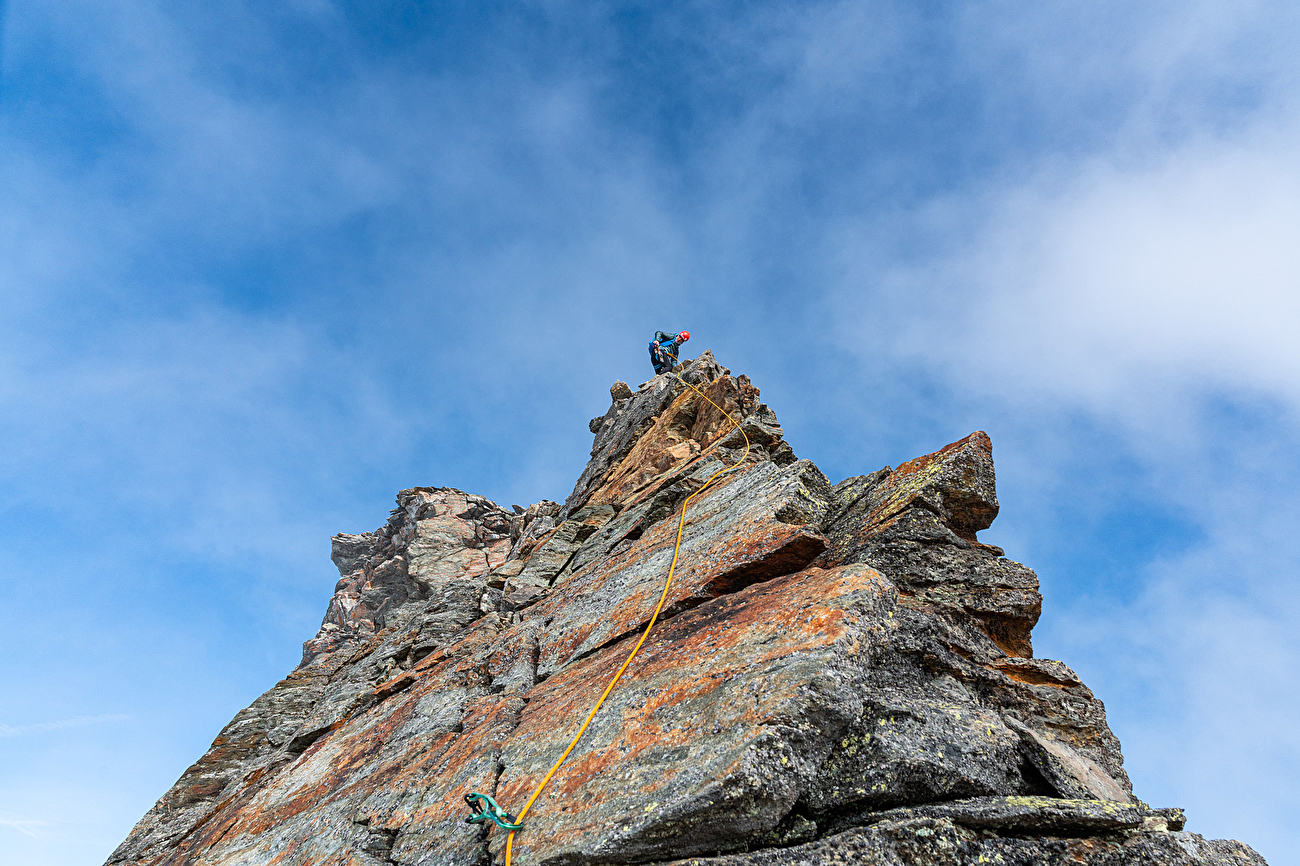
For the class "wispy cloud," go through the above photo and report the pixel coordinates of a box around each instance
[0,714,130,739]
[863,119,1300,421]
[0,818,50,839]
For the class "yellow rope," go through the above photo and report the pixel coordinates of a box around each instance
[503,361,752,865]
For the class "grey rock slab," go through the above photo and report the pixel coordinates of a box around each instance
[803,692,1032,815]
[837,505,1043,656]
[492,565,887,866]
[528,457,833,679]
[659,818,1269,866]
[871,595,1134,798]
[507,506,617,596]
[847,795,1151,834]
[1007,717,1134,802]
[819,431,1041,658]
[302,487,514,668]
[331,532,379,577]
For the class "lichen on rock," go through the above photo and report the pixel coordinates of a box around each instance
[105,353,1268,866]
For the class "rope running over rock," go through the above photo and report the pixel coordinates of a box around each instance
[502,360,753,866]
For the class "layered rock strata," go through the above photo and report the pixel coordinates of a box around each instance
[107,351,1267,866]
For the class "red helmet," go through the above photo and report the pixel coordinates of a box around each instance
[678,330,690,342]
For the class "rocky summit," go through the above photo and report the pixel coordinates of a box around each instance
[108,352,1268,866]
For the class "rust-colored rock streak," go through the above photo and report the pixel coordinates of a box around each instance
[496,564,888,865]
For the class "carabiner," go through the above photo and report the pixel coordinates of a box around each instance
[464,792,522,830]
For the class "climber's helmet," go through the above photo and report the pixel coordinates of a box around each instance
[678,330,690,344]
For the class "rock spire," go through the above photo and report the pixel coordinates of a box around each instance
[107,351,1267,866]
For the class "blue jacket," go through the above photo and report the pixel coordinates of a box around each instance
[652,331,681,361]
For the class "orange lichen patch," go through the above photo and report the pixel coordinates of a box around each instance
[493,565,887,864]
[231,707,422,835]
[406,694,524,821]
[156,761,281,864]
[162,679,500,863]
[149,616,523,865]
[485,537,512,570]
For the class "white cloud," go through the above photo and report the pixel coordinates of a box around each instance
[931,122,1300,416]
[1041,497,1300,861]
[0,714,130,739]
[0,818,49,838]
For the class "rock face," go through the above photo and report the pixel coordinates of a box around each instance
[107,351,1268,866]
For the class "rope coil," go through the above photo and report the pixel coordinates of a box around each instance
[497,360,752,865]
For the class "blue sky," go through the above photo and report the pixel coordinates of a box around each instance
[2,2,1298,863]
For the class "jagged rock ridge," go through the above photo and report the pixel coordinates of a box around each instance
[108,351,1267,866]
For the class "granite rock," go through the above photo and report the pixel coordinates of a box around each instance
[107,354,1266,866]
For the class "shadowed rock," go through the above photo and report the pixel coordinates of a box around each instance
[819,431,1040,657]
[664,811,1267,866]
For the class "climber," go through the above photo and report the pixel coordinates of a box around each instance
[649,330,690,374]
